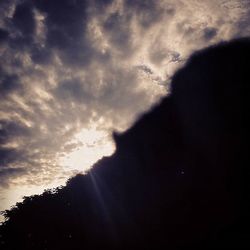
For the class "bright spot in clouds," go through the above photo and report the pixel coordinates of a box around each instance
[59,129,115,172]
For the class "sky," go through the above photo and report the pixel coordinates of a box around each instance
[0,0,250,222]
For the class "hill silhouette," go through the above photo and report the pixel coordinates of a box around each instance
[1,38,250,249]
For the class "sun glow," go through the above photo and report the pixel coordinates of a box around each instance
[59,128,115,172]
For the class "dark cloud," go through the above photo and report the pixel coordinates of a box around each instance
[0,167,26,188]
[30,46,52,65]
[125,0,157,10]
[136,65,153,75]
[235,8,250,37]
[0,28,9,43]
[5,1,36,49]
[0,120,30,144]
[170,51,181,62]
[33,0,94,66]
[0,73,21,96]
[0,148,24,168]
[0,167,25,178]
[34,0,88,36]
[203,27,217,41]
[13,1,35,37]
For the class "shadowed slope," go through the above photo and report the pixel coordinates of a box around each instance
[1,38,250,249]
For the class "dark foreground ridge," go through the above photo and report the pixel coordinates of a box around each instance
[1,38,250,249]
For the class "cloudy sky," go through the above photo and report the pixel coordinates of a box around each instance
[0,0,249,222]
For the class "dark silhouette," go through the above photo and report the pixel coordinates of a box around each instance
[1,38,250,249]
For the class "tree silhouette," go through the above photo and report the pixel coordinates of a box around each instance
[1,38,250,249]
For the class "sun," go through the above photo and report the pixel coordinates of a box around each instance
[59,128,115,172]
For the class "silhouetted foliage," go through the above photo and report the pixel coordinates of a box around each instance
[1,38,250,249]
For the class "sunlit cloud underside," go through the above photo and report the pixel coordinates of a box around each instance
[59,129,115,172]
